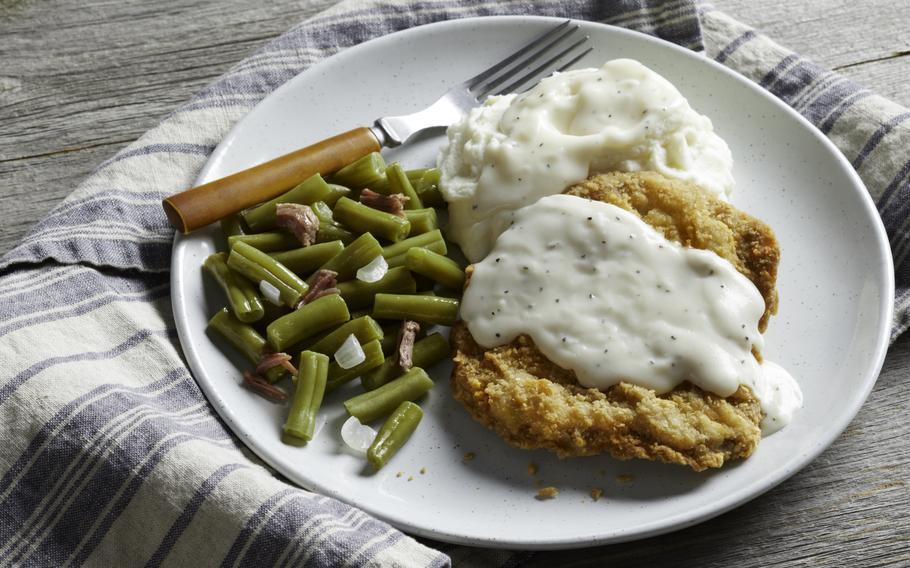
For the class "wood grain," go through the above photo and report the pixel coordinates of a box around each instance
[1,2,908,566]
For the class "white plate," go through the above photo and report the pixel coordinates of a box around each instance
[171,16,894,549]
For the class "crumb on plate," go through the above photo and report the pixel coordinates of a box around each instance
[536,486,559,500]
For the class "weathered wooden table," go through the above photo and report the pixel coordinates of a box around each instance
[1,1,908,566]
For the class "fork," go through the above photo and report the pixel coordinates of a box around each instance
[163,20,592,234]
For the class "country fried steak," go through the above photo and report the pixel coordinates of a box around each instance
[450,171,781,471]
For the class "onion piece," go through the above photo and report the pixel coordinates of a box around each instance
[341,415,377,456]
[334,333,365,369]
[356,255,388,283]
[259,280,281,305]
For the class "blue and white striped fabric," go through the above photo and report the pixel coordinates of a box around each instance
[1,1,907,566]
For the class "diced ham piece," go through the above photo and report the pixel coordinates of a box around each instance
[241,370,288,402]
[297,269,339,308]
[256,352,297,376]
[276,203,318,246]
[396,320,420,370]
[360,189,408,216]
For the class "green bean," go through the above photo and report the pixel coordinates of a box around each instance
[330,152,386,189]
[270,241,344,277]
[362,333,450,390]
[242,174,348,232]
[256,301,290,331]
[345,367,433,423]
[266,293,350,352]
[306,316,384,356]
[405,168,430,183]
[372,294,459,326]
[310,201,356,245]
[367,401,423,469]
[382,229,447,268]
[405,247,465,291]
[325,184,352,203]
[229,232,299,253]
[317,224,355,245]
[325,339,385,391]
[417,290,436,296]
[208,307,266,363]
[349,308,372,321]
[415,169,444,207]
[228,241,309,308]
[336,266,417,310]
[220,213,247,240]
[203,253,264,323]
[386,163,422,210]
[403,208,438,236]
[312,232,382,283]
[208,308,285,383]
[283,351,328,442]
[333,197,410,243]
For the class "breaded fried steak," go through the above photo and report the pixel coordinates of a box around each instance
[450,171,781,471]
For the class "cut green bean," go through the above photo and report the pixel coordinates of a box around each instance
[220,213,247,240]
[256,301,290,331]
[266,293,350,352]
[270,240,344,277]
[242,174,348,232]
[330,152,386,189]
[367,401,423,469]
[345,367,433,423]
[228,241,309,308]
[306,316,384,355]
[385,163,422,210]
[208,308,266,363]
[362,333,450,390]
[336,266,417,310]
[403,208,438,236]
[325,339,385,391]
[372,294,459,326]
[415,169,444,207]
[208,308,284,383]
[229,232,300,253]
[405,247,465,291]
[381,229,447,268]
[283,351,328,442]
[406,168,429,183]
[325,184,352,203]
[310,201,356,245]
[312,232,382,283]
[333,197,410,243]
[203,252,264,323]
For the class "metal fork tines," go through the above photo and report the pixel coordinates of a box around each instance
[374,20,592,147]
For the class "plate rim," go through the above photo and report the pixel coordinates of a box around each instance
[170,14,895,549]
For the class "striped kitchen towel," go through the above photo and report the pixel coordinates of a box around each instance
[1,1,907,566]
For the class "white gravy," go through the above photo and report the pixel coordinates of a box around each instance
[460,194,802,434]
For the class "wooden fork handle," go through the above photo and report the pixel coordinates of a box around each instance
[163,126,381,234]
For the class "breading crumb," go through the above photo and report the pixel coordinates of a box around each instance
[616,474,634,484]
[527,462,538,476]
[407,476,414,481]
[463,452,476,462]
[420,467,427,475]
[536,486,559,500]
[395,471,404,478]
[590,488,604,501]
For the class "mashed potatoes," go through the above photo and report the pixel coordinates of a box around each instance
[437,59,734,261]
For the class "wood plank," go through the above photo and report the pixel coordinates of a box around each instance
[713,0,910,107]
[0,0,337,255]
